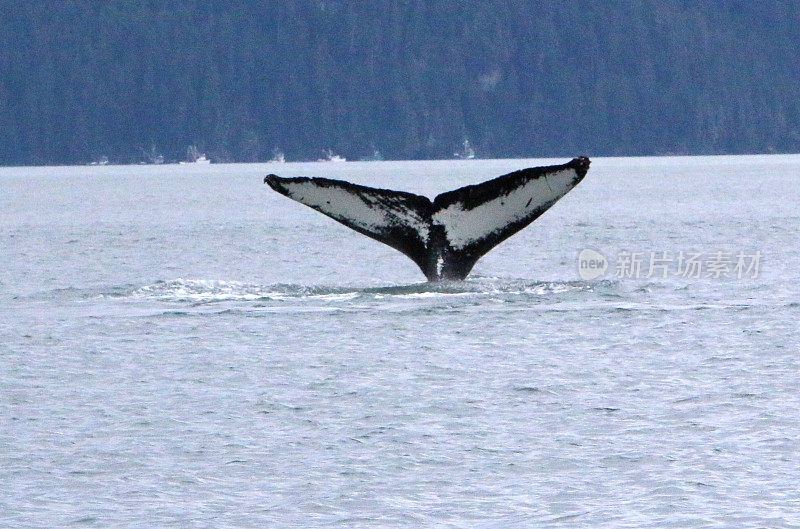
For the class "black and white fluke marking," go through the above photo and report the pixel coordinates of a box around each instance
[264,157,590,281]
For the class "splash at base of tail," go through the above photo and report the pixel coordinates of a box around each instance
[264,157,590,281]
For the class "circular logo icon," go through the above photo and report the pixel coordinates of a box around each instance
[578,249,608,280]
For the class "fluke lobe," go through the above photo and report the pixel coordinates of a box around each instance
[264,157,589,281]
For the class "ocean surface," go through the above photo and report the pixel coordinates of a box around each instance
[2,155,799,528]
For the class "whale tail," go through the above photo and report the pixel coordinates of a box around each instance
[264,157,589,281]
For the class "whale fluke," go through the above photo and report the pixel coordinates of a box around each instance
[264,157,589,281]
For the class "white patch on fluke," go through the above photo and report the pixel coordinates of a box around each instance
[281,180,430,241]
[432,167,578,249]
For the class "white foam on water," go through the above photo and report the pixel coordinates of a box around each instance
[122,278,593,305]
[129,279,287,302]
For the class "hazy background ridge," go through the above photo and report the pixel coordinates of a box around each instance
[1,1,799,165]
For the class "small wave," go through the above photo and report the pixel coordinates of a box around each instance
[115,277,597,302]
[366,278,597,297]
[123,279,361,302]
[128,279,272,302]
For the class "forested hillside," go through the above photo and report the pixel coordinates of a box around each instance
[1,1,798,165]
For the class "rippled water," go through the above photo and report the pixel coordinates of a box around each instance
[2,156,799,527]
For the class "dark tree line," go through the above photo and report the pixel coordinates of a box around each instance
[1,1,798,165]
